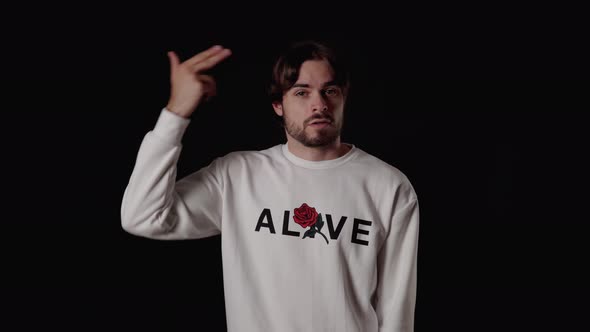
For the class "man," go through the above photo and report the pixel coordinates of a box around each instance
[121,40,420,332]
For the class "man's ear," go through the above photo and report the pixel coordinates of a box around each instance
[272,102,283,116]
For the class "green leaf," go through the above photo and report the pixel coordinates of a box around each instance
[316,214,324,231]
[303,229,316,239]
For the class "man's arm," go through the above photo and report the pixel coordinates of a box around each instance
[120,45,232,240]
[375,198,420,331]
[120,108,224,240]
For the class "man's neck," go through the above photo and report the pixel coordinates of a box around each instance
[286,137,351,161]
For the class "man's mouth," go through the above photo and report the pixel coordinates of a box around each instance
[309,120,331,128]
[310,119,332,125]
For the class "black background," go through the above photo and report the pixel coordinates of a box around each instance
[2,3,588,331]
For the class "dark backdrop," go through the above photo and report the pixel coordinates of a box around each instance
[3,4,588,331]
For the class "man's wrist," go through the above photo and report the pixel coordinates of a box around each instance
[153,108,191,145]
[165,105,190,119]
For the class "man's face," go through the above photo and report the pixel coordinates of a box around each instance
[272,59,346,147]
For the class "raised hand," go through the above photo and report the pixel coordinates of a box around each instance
[165,45,232,118]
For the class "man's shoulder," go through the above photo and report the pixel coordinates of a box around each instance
[353,147,417,198]
[354,148,410,181]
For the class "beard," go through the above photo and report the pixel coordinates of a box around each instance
[282,110,342,148]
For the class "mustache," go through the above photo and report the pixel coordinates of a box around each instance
[307,114,333,124]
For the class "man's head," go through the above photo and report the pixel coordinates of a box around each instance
[269,41,350,147]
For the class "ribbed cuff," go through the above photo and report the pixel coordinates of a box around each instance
[152,108,191,145]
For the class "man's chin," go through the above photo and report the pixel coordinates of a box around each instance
[301,135,339,147]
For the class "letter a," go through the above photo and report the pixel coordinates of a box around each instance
[255,208,276,233]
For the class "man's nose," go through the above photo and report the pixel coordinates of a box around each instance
[311,92,328,112]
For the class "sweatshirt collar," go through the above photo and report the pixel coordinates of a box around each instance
[281,142,358,169]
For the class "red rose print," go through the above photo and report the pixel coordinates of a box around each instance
[293,203,329,244]
[293,203,319,228]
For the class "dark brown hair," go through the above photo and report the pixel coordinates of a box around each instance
[268,40,351,104]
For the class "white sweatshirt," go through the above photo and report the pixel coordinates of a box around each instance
[121,109,420,332]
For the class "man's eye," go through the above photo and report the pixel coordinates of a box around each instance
[325,88,339,96]
[295,90,308,96]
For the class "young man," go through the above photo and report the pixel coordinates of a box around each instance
[121,41,420,332]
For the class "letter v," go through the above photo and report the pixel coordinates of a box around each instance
[325,215,347,240]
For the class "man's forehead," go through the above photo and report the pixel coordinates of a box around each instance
[294,60,336,86]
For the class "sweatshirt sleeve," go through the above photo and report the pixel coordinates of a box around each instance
[120,108,223,240]
[375,197,420,332]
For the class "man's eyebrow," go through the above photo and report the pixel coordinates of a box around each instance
[291,81,339,88]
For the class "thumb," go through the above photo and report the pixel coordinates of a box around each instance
[167,51,180,72]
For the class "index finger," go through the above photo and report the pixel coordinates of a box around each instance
[186,45,225,66]
[192,48,232,72]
